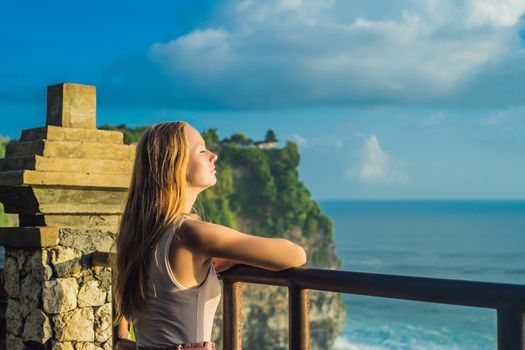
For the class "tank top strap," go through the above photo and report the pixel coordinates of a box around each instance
[161,215,197,290]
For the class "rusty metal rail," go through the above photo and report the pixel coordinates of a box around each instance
[91,251,525,350]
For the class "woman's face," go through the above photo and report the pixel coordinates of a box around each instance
[185,125,218,190]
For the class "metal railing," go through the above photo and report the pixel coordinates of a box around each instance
[91,251,525,350]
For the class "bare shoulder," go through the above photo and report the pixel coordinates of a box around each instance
[178,218,239,248]
[179,217,307,271]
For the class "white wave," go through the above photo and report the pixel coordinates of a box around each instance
[332,336,386,350]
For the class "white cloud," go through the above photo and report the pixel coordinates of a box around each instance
[346,134,406,183]
[466,0,525,28]
[292,134,309,148]
[335,139,343,149]
[119,0,525,109]
[360,135,389,181]
[148,29,235,81]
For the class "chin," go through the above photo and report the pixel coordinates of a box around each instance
[207,177,217,188]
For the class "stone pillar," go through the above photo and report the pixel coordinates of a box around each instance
[0,83,134,349]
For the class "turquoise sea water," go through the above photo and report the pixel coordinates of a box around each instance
[318,200,525,350]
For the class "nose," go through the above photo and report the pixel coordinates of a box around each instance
[210,151,218,162]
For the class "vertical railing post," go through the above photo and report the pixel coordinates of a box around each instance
[223,280,243,350]
[289,284,310,350]
[497,305,525,350]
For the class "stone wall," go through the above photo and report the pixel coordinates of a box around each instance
[4,242,113,350]
[0,83,132,349]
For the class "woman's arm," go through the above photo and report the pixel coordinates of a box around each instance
[181,220,307,271]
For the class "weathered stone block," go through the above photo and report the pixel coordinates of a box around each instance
[59,228,116,252]
[19,213,121,229]
[74,342,104,350]
[94,303,112,342]
[15,250,28,270]
[50,246,82,278]
[3,256,20,298]
[0,155,133,174]
[21,125,123,144]
[6,333,25,350]
[47,83,96,129]
[24,249,52,282]
[0,227,59,248]
[0,169,132,188]
[43,278,78,314]
[19,273,41,312]
[0,186,127,215]
[5,299,23,335]
[102,339,112,350]
[53,308,94,341]
[52,341,75,350]
[5,139,135,160]
[93,267,112,290]
[22,308,52,343]
[78,280,106,307]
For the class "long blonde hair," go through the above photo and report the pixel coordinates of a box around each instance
[113,121,201,323]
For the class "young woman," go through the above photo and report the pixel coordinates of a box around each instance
[114,121,307,350]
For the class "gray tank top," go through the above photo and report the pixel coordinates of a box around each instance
[132,216,222,347]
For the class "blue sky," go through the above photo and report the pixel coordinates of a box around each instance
[1,0,525,199]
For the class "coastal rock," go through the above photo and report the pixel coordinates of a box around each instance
[94,303,112,342]
[22,308,52,343]
[78,280,106,307]
[4,257,20,298]
[43,278,78,314]
[53,307,94,341]
[5,299,23,336]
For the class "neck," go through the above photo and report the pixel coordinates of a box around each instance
[184,188,200,214]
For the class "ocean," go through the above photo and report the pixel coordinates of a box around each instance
[318,200,525,350]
